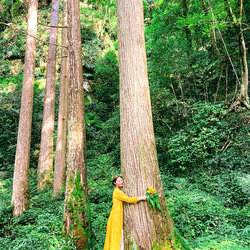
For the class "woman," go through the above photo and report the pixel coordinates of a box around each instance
[103,175,147,250]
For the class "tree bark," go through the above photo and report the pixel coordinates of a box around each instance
[11,0,38,217]
[117,0,185,248]
[63,0,89,248]
[224,0,249,108]
[37,0,60,189]
[53,0,69,196]
[237,0,249,107]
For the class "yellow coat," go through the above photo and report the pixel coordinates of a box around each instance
[103,188,138,250]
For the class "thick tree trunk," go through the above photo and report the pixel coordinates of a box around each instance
[11,0,38,216]
[37,0,60,189]
[53,0,69,196]
[117,0,186,249]
[63,0,89,248]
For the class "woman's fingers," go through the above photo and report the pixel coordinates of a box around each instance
[138,195,147,201]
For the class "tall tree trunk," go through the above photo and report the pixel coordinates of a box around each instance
[37,0,60,189]
[237,0,249,107]
[181,0,192,50]
[11,0,38,216]
[63,0,89,248]
[117,0,188,248]
[224,0,249,108]
[53,0,69,196]
[201,0,222,61]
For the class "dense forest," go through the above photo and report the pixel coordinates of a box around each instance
[0,0,249,249]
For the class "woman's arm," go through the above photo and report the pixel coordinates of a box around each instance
[114,189,138,204]
[114,190,147,203]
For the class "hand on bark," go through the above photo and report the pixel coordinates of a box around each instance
[138,195,147,201]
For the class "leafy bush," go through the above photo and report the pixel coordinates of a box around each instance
[166,102,228,172]
[162,173,250,249]
[0,175,77,250]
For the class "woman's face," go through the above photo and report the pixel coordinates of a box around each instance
[115,177,123,188]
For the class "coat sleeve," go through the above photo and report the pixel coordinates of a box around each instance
[114,189,138,204]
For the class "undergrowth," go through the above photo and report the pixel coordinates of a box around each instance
[162,173,250,250]
[0,172,77,250]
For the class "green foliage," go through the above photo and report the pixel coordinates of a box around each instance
[152,100,250,177]
[0,6,51,77]
[87,0,116,9]
[0,75,22,174]
[173,228,192,250]
[146,188,162,212]
[79,5,117,82]
[167,102,228,171]
[146,0,249,103]
[0,174,77,250]
[93,50,119,119]
[162,173,250,249]
[0,0,27,32]
[0,75,43,176]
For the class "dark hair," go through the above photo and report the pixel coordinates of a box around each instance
[112,175,123,186]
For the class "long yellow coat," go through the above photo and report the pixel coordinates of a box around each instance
[103,188,138,250]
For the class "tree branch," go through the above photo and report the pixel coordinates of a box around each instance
[45,25,68,28]
[239,27,250,35]
[27,33,68,49]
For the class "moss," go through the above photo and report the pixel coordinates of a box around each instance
[151,227,191,250]
[152,239,178,250]
[63,170,90,250]
[68,171,74,189]
[23,179,30,210]
[132,237,138,250]
[168,233,174,241]
[37,167,54,190]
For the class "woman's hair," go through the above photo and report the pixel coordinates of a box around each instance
[112,175,123,186]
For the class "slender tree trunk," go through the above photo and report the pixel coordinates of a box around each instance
[224,0,249,108]
[37,0,60,189]
[63,0,89,248]
[11,0,38,216]
[202,0,222,61]
[214,64,224,102]
[238,0,249,106]
[226,61,228,101]
[53,0,68,196]
[117,0,187,248]
[181,0,192,50]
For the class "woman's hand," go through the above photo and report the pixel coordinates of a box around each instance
[138,195,147,201]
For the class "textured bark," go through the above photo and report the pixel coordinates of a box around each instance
[11,0,38,216]
[63,0,89,248]
[37,0,60,189]
[117,0,176,248]
[53,0,69,196]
